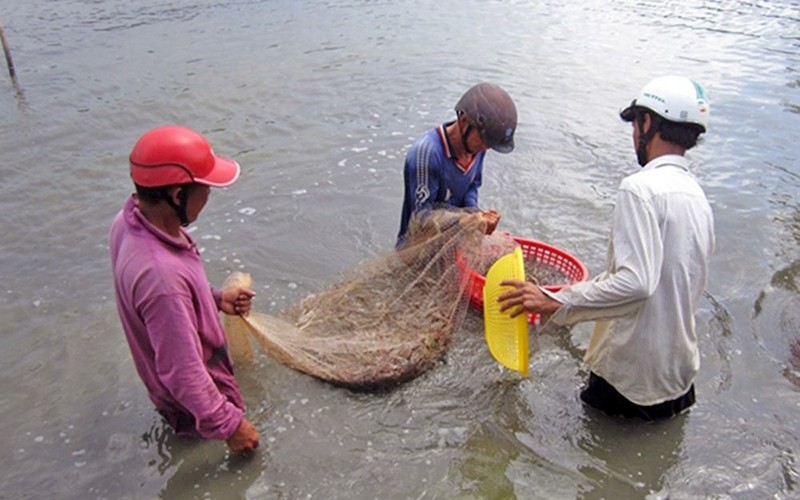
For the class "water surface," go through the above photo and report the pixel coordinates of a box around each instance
[1,0,799,498]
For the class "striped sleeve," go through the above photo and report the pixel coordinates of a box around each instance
[412,136,437,210]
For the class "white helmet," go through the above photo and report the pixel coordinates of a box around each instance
[620,76,709,132]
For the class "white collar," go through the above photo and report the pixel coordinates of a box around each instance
[642,154,689,172]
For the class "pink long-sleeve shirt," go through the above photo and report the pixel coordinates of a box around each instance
[109,195,244,440]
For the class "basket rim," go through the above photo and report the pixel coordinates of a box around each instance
[469,236,589,287]
[461,236,589,322]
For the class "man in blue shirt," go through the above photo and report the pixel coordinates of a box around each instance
[397,83,517,246]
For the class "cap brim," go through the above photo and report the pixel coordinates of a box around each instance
[619,100,637,122]
[195,156,240,187]
[492,139,515,154]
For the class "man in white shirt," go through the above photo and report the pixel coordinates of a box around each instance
[498,76,715,421]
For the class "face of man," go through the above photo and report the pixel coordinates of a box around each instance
[457,114,488,154]
[466,126,488,154]
[185,184,211,223]
[169,183,210,225]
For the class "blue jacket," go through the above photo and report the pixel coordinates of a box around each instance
[397,122,485,245]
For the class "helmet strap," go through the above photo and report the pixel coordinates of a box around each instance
[635,112,662,167]
[461,124,474,155]
[166,186,191,227]
[455,111,477,156]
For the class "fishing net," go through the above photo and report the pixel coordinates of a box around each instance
[223,209,488,391]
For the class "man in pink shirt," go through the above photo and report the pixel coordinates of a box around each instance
[109,126,260,453]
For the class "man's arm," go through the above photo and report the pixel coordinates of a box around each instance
[406,138,442,214]
[498,188,662,323]
[212,285,255,316]
[550,187,663,324]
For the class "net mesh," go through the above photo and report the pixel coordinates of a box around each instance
[223,209,487,391]
[475,232,574,286]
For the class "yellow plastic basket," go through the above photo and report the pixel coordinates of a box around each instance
[482,247,529,375]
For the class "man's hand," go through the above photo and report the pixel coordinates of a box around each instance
[220,286,256,316]
[226,417,260,454]
[482,210,501,235]
[497,279,562,317]
[458,212,487,234]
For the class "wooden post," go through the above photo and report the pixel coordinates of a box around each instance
[0,19,16,80]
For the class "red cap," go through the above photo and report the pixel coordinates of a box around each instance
[130,126,240,188]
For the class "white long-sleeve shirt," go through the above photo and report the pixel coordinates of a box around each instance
[551,155,715,406]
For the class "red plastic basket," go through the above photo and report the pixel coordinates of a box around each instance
[461,237,589,324]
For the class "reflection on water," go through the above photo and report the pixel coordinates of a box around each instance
[1,0,800,498]
[701,291,734,394]
[787,77,800,113]
[9,77,26,111]
[754,259,800,388]
[755,260,800,316]
[786,339,800,388]
[577,415,688,499]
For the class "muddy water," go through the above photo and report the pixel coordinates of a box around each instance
[1,0,799,498]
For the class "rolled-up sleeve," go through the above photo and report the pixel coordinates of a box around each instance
[552,188,662,325]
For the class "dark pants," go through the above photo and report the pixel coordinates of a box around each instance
[580,372,695,422]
